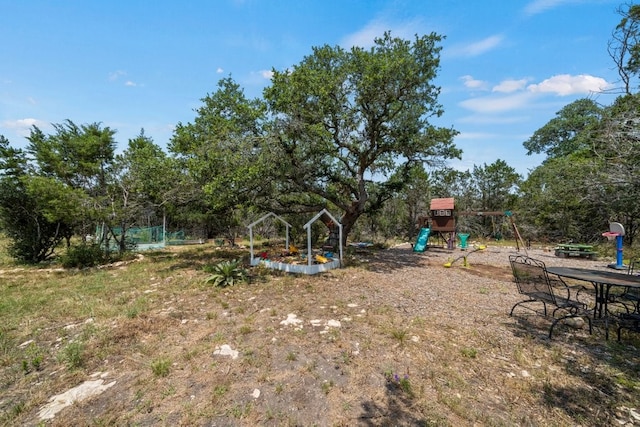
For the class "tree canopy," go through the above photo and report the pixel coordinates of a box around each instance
[609,3,640,93]
[262,32,460,242]
[4,15,640,263]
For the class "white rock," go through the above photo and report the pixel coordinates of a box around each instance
[38,378,116,420]
[252,389,261,399]
[280,313,303,327]
[326,319,341,328]
[564,317,585,328]
[213,344,239,359]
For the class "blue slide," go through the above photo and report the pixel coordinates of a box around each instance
[413,228,430,252]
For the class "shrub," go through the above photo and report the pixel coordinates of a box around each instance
[151,357,171,377]
[61,244,106,268]
[58,341,84,369]
[204,259,247,287]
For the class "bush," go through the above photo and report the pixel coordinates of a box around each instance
[58,341,84,369]
[204,259,247,287]
[60,244,106,269]
[150,357,171,377]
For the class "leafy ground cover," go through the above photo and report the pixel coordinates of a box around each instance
[0,241,639,426]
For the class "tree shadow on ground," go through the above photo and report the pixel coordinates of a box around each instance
[507,310,640,425]
[354,245,454,274]
[358,375,430,426]
[142,245,248,271]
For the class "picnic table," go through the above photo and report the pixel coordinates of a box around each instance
[554,244,597,259]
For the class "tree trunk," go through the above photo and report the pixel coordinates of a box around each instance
[340,209,361,247]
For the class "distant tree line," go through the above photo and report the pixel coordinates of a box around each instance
[1,5,639,263]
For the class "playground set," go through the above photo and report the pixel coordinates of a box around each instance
[413,197,527,267]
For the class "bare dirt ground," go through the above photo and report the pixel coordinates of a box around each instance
[2,243,640,426]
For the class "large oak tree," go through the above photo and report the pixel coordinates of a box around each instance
[263,32,460,244]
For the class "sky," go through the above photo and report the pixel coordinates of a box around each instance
[0,0,626,177]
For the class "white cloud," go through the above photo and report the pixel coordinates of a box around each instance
[342,22,387,48]
[459,92,535,113]
[527,74,612,95]
[340,19,422,49]
[108,70,126,81]
[124,81,137,87]
[1,118,49,136]
[244,69,275,86]
[449,35,503,58]
[523,0,574,16]
[493,78,528,93]
[216,67,224,74]
[458,114,530,125]
[459,74,613,115]
[455,131,501,140]
[460,75,489,90]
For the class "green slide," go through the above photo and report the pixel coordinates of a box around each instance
[413,228,430,252]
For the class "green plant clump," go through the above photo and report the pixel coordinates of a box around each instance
[58,341,85,369]
[151,357,171,377]
[204,259,247,287]
[61,244,107,269]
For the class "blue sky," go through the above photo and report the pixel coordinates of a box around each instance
[0,0,624,176]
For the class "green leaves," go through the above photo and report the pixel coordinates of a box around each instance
[264,32,458,241]
[169,77,269,217]
[27,120,116,192]
[204,260,248,288]
[523,99,602,158]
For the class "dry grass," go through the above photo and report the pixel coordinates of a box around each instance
[0,241,639,426]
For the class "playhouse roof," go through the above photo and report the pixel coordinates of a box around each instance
[430,198,455,210]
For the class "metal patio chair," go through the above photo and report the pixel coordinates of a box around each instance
[509,255,592,339]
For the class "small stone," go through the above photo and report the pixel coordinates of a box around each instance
[213,344,239,360]
[280,314,303,327]
[252,389,260,399]
[564,317,585,328]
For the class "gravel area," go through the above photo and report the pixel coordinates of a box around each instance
[402,242,614,271]
[10,241,637,426]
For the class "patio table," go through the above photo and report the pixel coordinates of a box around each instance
[546,267,640,337]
